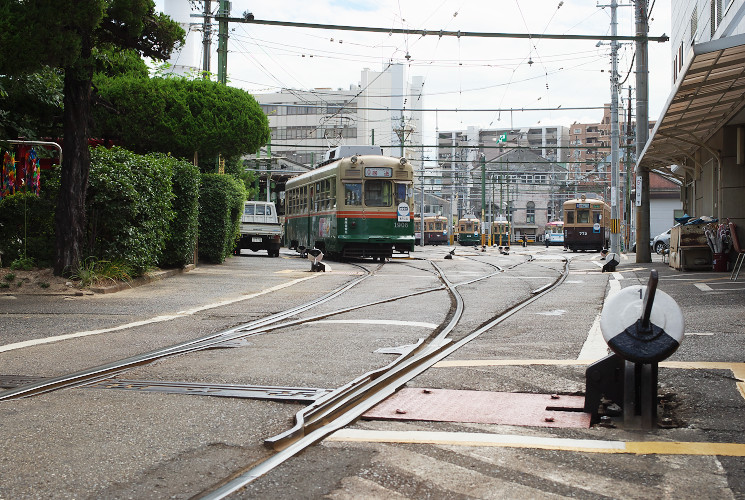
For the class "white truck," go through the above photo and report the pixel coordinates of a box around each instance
[235,201,282,257]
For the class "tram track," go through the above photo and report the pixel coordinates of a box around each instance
[200,256,569,499]
[0,261,378,401]
[1,253,567,499]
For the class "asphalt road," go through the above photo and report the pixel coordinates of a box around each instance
[1,245,743,499]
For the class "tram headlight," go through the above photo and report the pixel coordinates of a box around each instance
[399,157,407,166]
[350,155,358,164]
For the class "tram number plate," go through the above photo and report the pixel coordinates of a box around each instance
[578,231,588,236]
[394,222,409,228]
[252,237,263,242]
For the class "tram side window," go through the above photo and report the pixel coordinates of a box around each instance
[344,183,362,206]
[364,180,392,207]
[577,209,590,224]
[566,211,574,224]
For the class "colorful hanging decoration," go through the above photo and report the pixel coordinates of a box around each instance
[2,150,17,199]
[25,148,41,195]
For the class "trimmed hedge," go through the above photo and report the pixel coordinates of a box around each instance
[87,147,175,274]
[159,154,200,267]
[0,168,59,267]
[198,173,246,263]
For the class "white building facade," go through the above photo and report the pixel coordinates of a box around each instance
[254,64,424,168]
[640,0,745,253]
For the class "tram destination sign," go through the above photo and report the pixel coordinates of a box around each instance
[364,167,392,178]
[576,203,590,208]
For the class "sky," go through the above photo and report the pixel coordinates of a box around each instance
[156,0,673,141]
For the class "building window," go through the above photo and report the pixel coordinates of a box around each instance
[527,201,535,224]
[711,0,723,37]
[691,8,698,42]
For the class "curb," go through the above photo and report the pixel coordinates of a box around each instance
[89,264,196,294]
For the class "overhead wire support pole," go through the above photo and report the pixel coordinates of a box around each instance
[635,0,652,263]
[202,0,212,78]
[217,17,669,43]
[610,0,621,254]
[217,0,229,84]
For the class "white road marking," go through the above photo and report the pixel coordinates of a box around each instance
[536,309,566,316]
[694,283,713,292]
[576,275,620,361]
[577,314,609,361]
[328,429,625,452]
[312,319,438,329]
[0,275,321,353]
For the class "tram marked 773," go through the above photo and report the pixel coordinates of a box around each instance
[562,195,610,252]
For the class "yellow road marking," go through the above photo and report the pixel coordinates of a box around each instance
[432,360,745,400]
[327,429,745,456]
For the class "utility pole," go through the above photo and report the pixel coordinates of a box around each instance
[202,0,212,78]
[481,154,486,246]
[217,0,230,84]
[634,0,651,262]
[625,86,633,251]
[609,0,621,255]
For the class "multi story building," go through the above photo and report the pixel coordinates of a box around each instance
[639,0,745,248]
[436,125,570,219]
[254,64,424,168]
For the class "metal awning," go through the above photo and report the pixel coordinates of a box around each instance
[639,33,745,176]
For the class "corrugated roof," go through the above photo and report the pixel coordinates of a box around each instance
[639,33,745,176]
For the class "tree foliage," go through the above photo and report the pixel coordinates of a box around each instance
[0,0,184,275]
[93,76,270,162]
[0,67,64,140]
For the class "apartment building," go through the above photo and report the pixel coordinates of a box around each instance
[254,64,424,168]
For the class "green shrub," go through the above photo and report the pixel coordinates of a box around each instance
[159,155,200,268]
[198,173,246,263]
[0,167,58,267]
[87,147,175,275]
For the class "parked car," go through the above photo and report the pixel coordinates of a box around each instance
[631,238,653,253]
[652,228,672,254]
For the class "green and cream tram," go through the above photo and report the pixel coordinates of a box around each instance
[456,214,481,246]
[284,147,415,260]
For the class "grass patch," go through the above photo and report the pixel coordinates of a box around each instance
[71,258,134,288]
[4,273,15,282]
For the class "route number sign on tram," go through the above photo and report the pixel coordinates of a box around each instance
[365,167,392,178]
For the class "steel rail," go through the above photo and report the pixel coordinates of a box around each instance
[0,262,375,401]
[200,257,568,499]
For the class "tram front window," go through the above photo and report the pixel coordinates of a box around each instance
[344,183,362,206]
[566,211,574,224]
[577,209,590,224]
[364,180,392,207]
[593,211,602,223]
[394,183,408,205]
